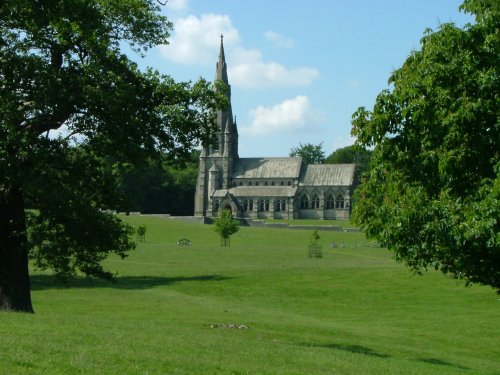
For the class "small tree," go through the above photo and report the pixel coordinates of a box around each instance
[136,225,147,242]
[308,230,322,258]
[213,209,239,246]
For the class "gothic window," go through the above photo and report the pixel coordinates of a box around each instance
[243,200,248,211]
[275,200,281,212]
[312,194,320,209]
[271,181,275,186]
[248,181,252,186]
[255,181,259,186]
[281,199,286,211]
[300,194,309,209]
[265,200,270,211]
[264,181,268,186]
[259,199,265,211]
[280,181,284,186]
[336,194,345,209]
[249,200,254,211]
[325,194,334,209]
[287,181,291,186]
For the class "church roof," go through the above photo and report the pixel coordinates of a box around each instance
[299,164,356,186]
[212,186,298,198]
[232,157,302,179]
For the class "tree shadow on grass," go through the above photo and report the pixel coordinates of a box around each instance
[415,357,470,370]
[298,342,390,359]
[30,274,234,291]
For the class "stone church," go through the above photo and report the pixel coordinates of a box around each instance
[194,37,356,220]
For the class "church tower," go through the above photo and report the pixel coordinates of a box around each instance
[194,36,239,216]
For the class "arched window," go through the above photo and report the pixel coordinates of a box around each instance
[325,194,334,209]
[281,199,286,211]
[312,194,320,209]
[249,200,254,211]
[336,194,345,209]
[259,199,265,211]
[275,200,281,212]
[300,194,309,209]
[265,200,270,211]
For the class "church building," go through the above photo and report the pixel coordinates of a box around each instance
[194,37,356,220]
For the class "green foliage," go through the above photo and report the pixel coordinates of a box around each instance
[2,216,499,374]
[309,229,320,246]
[289,142,326,164]
[136,225,146,242]
[0,0,225,307]
[213,209,240,246]
[325,145,371,170]
[107,150,200,215]
[351,0,500,291]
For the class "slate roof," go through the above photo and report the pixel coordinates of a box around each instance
[299,164,355,186]
[213,186,298,198]
[232,157,302,179]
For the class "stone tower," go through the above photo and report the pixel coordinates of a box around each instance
[194,36,239,216]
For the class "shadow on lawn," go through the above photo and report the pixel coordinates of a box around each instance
[30,274,234,290]
[298,342,390,359]
[415,357,470,370]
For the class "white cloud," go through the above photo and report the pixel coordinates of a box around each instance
[159,14,239,64]
[242,96,324,136]
[165,0,188,12]
[229,47,319,89]
[159,14,319,89]
[264,31,295,49]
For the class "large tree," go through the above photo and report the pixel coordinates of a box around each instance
[0,0,225,312]
[351,0,499,291]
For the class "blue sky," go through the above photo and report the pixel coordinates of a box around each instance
[132,0,473,157]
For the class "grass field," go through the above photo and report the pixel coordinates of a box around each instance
[1,215,499,374]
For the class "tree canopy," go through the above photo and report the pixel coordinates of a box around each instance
[0,0,225,312]
[289,142,326,164]
[107,150,200,215]
[351,0,499,291]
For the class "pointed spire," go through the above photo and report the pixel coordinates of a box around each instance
[218,34,225,64]
[215,34,229,84]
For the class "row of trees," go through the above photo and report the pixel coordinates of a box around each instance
[107,151,200,215]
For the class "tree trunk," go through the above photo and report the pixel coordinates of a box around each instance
[0,186,34,313]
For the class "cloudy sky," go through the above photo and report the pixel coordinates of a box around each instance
[130,0,473,157]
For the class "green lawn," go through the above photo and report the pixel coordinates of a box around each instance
[262,218,356,227]
[1,215,499,374]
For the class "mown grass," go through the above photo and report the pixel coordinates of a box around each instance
[261,218,355,227]
[1,215,499,374]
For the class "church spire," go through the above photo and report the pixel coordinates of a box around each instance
[215,34,229,84]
